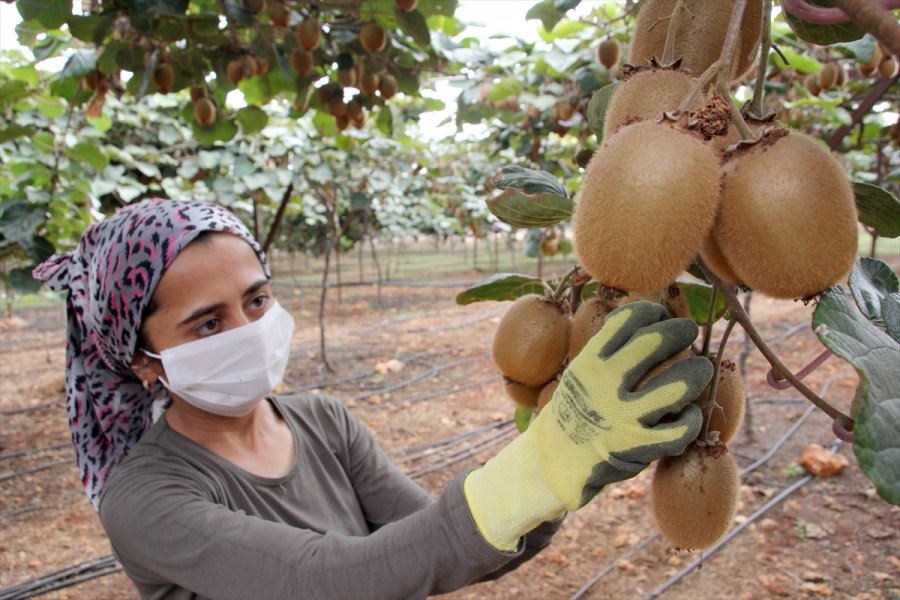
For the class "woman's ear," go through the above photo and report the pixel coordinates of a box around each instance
[131,349,162,387]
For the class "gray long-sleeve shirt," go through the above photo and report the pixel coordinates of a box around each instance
[98,393,560,599]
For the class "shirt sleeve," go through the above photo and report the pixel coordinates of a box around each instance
[100,459,517,600]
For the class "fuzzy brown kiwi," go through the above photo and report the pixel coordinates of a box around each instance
[226,59,244,84]
[652,442,739,550]
[360,71,380,96]
[152,63,175,93]
[395,0,418,12]
[360,22,387,53]
[267,0,290,27]
[379,74,399,99]
[290,48,314,75]
[84,69,105,91]
[491,295,570,387]
[710,128,858,299]
[695,357,745,444]
[575,121,721,293]
[602,69,697,139]
[879,57,899,79]
[295,18,320,51]
[351,111,367,129]
[818,62,839,89]
[503,379,543,408]
[242,0,264,13]
[335,114,350,131]
[189,84,208,103]
[346,98,364,119]
[629,0,763,80]
[568,293,621,359]
[193,97,217,127]
[535,380,559,415]
[338,67,357,88]
[700,229,743,284]
[804,72,821,96]
[255,57,270,76]
[597,38,620,69]
[859,45,883,76]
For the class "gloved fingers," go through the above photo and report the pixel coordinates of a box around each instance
[645,403,703,455]
[581,301,668,361]
[611,318,701,392]
[630,356,714,425]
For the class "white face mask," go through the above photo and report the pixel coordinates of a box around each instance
[143,302,295,417]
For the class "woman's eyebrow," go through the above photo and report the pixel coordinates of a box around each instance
[177,279,271,326]
[243,278,271,297]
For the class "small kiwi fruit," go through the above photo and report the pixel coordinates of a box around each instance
[879,57,898,79]
[84,69,105,91]
[290,48,314,75]
[193,97,217,127]
[817,62,840,89]
[603,68,697,138]
[629,0,763,80]
[804,72,821,96]
[859,45,883,77]
[503,379,543,408]
[395,0,418,11]
[346,98,364,119]
[379,73,399,99]
[267,0,290,27]
[152,63,175,94]
[338,67,357,88]
[242,0,264,13]
[295,17,320,51]
[255,56,270,76]
[360,71,380,96]
[652,442,740,550]
[568,293,622,359]
[710,128,859,299]
[335,114,350,131]
[700,230,743,284]
[360,22,387,53]
[226,59,244,84]
[327,98,347,117]
[189,84,208,103]
[597,38,620,69]
[575,121,722,293]
[695,357,745,444]
[351,111,367,129]
[535,380,559,415]
[491,295,570,387]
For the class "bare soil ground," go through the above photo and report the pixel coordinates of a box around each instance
[0,248,897,600]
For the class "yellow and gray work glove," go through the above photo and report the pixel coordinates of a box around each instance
[464,301,712,551]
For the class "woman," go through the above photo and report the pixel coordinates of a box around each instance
[34,198,711,599]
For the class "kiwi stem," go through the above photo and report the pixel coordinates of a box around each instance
[660,0,688,65]
[697,259,854,426]
[721,87,755,141]
[551,266,578,302]
[677,60,720,113]
[715,0,748,89]
[701,286,719,357]
[748,0,773,120]
[701,317,737,442]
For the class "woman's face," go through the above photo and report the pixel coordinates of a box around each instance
[131,233,273,381]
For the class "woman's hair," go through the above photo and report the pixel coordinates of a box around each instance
[33,199,268,509]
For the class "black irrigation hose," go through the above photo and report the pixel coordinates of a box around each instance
[388,418,514,461]
[407,426,519,479]
[570,386,827,600]
[0,402,58,416]
[355,374,501,412]
[349,355,486,402]
[0,490,84,521]
[0,459,72,484]
[0,443,69,462]
[0,554,120,600]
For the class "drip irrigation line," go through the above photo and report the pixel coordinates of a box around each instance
[0,554,120,600]
[348,355,486,401]
[281,349,451,392]
[0,490,84,521]
[0,443,69,462]
[0,459,72,484]
[355,374,501,412]
[765,322,810,346]
[570,379,831,600]
[0,401,58,416]
[407,426,518,479]
[645,438,842,600]
[389,418,513,461]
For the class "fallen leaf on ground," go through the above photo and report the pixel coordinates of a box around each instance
[800,582,832,596]
[798,444,849,477]
[758,574,793,597]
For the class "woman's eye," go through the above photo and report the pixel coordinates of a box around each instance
[250,294,269,310]
[195,318,219,336]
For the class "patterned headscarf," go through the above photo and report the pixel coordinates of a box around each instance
[33,199,268,510]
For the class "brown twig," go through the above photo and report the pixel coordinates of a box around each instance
[748,0,774,119]
[660,0,689,65]
[826,75,898,151]
[261,182,294,254]
[702,317,737,441]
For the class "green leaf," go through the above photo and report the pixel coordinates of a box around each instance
[32,131,54,153]
[66,141,109,172]
[16,0,71,29]
[493,165,567,198]
[236,106,268,135]
[813,288,900,505]
[526,0,562,32]
[59,49,97,80]
[396,7,430,46]
[514,405,534,433]
[87,114,113,132]
[9,266,43,295]
[417,0,457,17]
[192,115,238,145]
[783,0,865,44]
[854,182,900,239]
[587,82,618,142]
[675,278,727,325]
[67,14,115,44]
[487,77,523,103]
[128,0,189,17]
[773,47,821,74]
[834,34,878,63]
[376,105,393,136]
[487,166,572,228]
[0,124,33,143]
[847,257,899,326]
[555,0,580,9]
[883,292,900,344]
[455,273,545,305]
[0,80,31,108]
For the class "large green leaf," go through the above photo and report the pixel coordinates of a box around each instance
[854,182,900,239]
[59,49,97,80]
[847,257,899,326]
[0,80,31,108]
[587,82,617,142]
[16,0,71,29]
[526,0,564,32]
[487,165,572,228]
[675,278,727,325]
[236,106,268,135]
[515,405,534,433]
[813,288,900,505]
[0,124,33,143]
[128,0,189,17]
[783,0,865,44]
[883,293,900,344]
[67,14,115,44]
[9,266,43,295]
[493,165,567,197]
[456,273,545,305]
[396,7,430,46]
[66,141,109,172]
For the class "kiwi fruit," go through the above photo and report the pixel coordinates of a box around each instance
[255,57,270,76]
[879,57,898,79]
[597,38,621,69]
[84,69,106,91]
[491,295,570,387]
[710,128,858,299]
[695,357,745,444]
[346,98,364,120]
[818,62,839,89]
[535,380,559,414]
[575,121,721,293]
[629,0,763,80]
[554,100,577,122]
[859,45,883,76]
[503,379,543,408]
[242,0,264,13]
[379,74,399,99]
[351,111,367,129]
[327,98,348,117]
[804,72,821,96]
[189,84,208,103]
[152,63,175,94]
[395,0,417,11]
[335,114,350,131]
[290,48,314,76]
[193,97,217,127]
[568,293,621,359]
[603,69,698,138]
[700,230,743,284]
[226,59,244,84]
[652,442,740,550]
[360,22,387,53]
[267,0,290,27]
[338,67,357,88]
[360,71,380,96]
[295,17,320,51]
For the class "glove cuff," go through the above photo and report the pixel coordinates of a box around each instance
[463,432,567,552]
